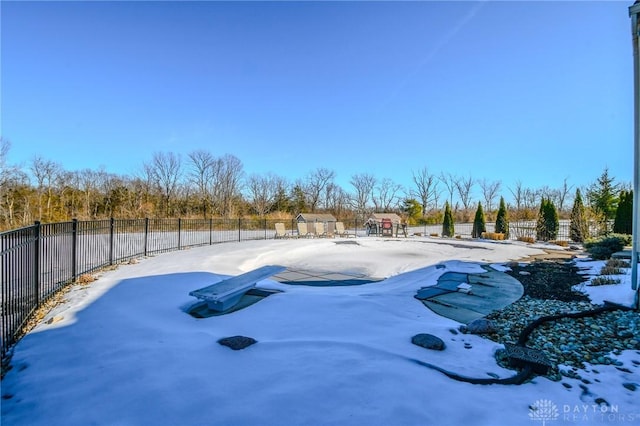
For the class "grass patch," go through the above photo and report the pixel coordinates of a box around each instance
[517,236,535,244]
[606,258,631,269]
[481,232,505,241]
[589,276,621,286]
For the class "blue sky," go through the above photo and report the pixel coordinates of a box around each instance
[1,0,633,199]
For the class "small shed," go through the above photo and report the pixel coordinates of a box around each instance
[295,213,337,235]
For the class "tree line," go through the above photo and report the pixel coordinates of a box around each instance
[0,138,631,233]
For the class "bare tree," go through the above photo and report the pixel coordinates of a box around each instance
[509,180,525,211]
[556,177,573,213]
[439,172,457,208]
[479,179,501,212]
[372,178,403,212]
[77,169,99,219]
[246,172,282,217]
[454,174,474,213]
[303,167,335,212]
[350,173,376,220]
[57,170,81,218]
[538,185,556,203]
[411,167,438,216]
[211,154,244,217]
[187,150,216,218]
[324,183,349,217]
[147,151,182,216]
[0,139,29,227]
[523,187,538,211]
[30,156,61,221]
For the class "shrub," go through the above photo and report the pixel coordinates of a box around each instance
[518,236,535,244]
[536,198,559,241]
[549,240,569,247]
[569,188,589,242]
[606,258,631,269]
[76,274,95,284]
[494,197,509,238]
[442,202,454,237]
[613,189,633,235]
[600,265,623,275]
[588,276,621,286]
[471,202,486,238]
[584,234,632,260]
[429,233,439,237]
[481,232,505,240]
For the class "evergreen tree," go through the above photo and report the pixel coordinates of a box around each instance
[587,167,619,232]
[613,190,633,235]
[536,198,548,241]
[536,198,559,241]
[442,201,454,237]
[545,198,559,241]
[472,201,486,238]
[494,196,509,238]
[569,188,589,242]
[402,198,422,225]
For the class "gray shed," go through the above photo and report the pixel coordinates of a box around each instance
[296,213,337,235]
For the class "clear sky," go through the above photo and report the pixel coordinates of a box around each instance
[1,0,634,199]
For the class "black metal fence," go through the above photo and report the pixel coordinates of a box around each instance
[0,217,306,358]
[1,216,580,359]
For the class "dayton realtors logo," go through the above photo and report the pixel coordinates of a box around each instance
[530,399,639,423]
[529,399,559,425]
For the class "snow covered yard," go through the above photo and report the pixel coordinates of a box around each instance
[1,237,639,426]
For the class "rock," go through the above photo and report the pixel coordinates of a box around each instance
[218,335,257,350]
[622,383,637,391]
[464,319,496,335]
[616,330,634,339]
[411,333,446,351]
[46,316,64,325]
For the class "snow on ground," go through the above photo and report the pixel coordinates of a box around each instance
[1,237,639,426]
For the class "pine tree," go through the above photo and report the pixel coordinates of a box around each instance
[569,188,589,242]
[442,201,454,237]
[613,190,633,235]
[472,201,486,238]
[536,198,548,241]
[587,168,619,232]
[544,198,559,241]
[536,198,559,241]
[495,196,509,238]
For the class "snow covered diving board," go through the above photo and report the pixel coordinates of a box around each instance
[189,265,286,312]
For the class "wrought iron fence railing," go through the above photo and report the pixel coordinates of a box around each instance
[1,216,583,359]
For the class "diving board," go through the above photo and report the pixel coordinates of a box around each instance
[189,265,286,312]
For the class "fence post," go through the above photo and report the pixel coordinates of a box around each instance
[264,218,267,240]
[178,218,182,250]
[209,218,213,245]
[144,218,149,256]
[72,219,78,282]
[238,218,241,242]
[109,218,114,265]
[33,221,41,306]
